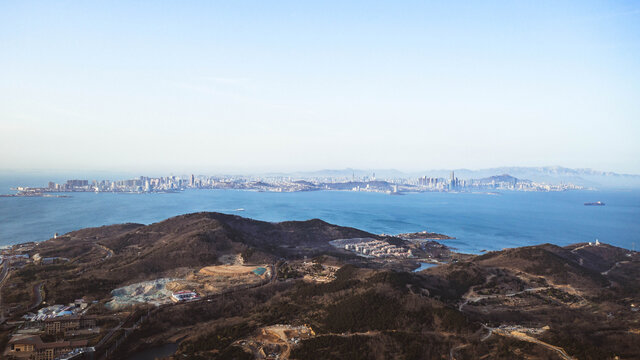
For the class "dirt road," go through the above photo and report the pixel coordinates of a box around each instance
[492,328,576,360]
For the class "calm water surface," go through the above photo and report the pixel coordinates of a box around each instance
[1,177,638,254]
[413,263,439,272]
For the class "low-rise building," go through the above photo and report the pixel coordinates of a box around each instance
[171,290,199,303]
[7,335,88,360]
[44,316,96,335]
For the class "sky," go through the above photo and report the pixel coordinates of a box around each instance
[1,1,639,175]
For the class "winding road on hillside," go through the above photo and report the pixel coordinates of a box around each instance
[458,274,553,312]
[601,260,629,276]
[28,282,45,311]
[96,244,114,260]
[459,286,551,311]
[490,328,576,360]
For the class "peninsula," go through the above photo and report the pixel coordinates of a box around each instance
[1,213,638,360]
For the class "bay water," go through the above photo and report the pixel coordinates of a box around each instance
[1,177,638,254]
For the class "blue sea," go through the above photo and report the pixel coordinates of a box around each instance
[1,176,639,253]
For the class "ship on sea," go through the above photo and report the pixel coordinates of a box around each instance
[584,201,605,206]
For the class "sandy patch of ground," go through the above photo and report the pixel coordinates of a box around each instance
[199,265,264,276]
[168,265,270,296]
[235,324,315,359]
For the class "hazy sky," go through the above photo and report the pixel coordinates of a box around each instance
[1,1,639,174]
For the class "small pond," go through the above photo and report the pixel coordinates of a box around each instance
[413,262,439,272]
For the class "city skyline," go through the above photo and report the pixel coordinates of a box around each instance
[4,170,585,197]
[1,1,640,173]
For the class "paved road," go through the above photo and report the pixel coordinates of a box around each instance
[480,325,493,342]
[27,282,45,311]
[601,261,629,276]
[448,343,468,360]
[96,244,114,260]
[459,286,549,312]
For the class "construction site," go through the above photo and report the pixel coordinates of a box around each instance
[171,264,271,294]
[235,324,315,359]
[277,260,339,282]
[105,264,271,309]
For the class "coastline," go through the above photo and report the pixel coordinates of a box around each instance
[0,189,638,253]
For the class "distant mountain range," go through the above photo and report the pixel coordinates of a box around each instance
[281,166,640,189]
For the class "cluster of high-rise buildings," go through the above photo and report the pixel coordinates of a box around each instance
[16,174,328,194]
[418,171,467,191]
[41,176,189,193]
[416,172,582,192]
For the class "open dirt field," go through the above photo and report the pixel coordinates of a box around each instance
[236,324,315,359]
[165,264,271,296]
[199,265,265,277]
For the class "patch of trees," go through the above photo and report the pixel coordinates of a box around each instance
[47,276,118,303]
[277,262,301,280]
[323,290,401,332]
[292,332,456,360]
[366,270,424,292]
[291,265,362,300]
[541,323,640,360]
[446,266,486,298]
[432,306,474,332]
[518,248,608,287]
[16,263,74,282]
[1,287,30,304]
[256,300,305,325]
[216,345,253,360]
[290,335,373,360]
[39,241,93,258]
[179,322,256,355]
[383,331,454,359]
[240,246,255,262]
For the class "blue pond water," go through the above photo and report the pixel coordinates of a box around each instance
[413,263,439,272]
[1,177,638,253]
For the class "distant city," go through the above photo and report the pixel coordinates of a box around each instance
[4,171,584,197]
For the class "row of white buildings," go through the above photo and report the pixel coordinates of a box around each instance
[343,239,413,258]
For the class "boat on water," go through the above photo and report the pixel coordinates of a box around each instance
[584,201,605,206]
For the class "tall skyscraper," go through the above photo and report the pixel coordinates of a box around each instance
[190,174,195,187]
